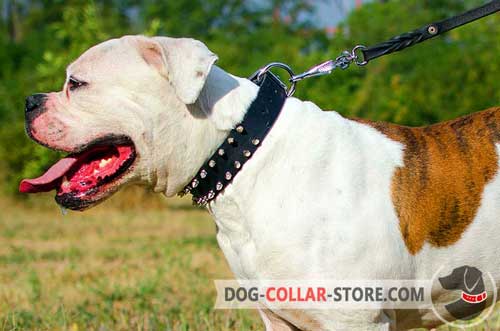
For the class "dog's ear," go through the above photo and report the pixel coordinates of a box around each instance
[463,266,482,291]
[135,36,218,104]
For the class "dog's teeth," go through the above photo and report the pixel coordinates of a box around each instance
[99,158,112,168]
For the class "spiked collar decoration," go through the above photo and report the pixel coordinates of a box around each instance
[180,72,288,206]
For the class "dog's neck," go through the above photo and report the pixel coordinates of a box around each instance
[157,66,259,196]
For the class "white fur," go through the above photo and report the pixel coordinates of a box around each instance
[208,84,411,331]
[35,36,500,330]
[198,45,500,330]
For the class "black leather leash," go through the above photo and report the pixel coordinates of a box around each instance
[285,1,500,93]
[361,0,500,63]
[181,72,287,206]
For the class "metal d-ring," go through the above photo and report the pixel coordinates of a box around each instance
[250,62,297,96]
[351,45,368,66]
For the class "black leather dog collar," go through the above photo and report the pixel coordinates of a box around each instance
[180,72,287,205]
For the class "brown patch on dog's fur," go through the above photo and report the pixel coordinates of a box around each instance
[351,107,500,254]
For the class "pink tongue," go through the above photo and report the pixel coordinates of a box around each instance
[19,157,78,193]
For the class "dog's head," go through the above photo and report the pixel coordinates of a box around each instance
[20,35,218,210]
[439,266,484,293]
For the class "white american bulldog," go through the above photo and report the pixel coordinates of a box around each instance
[20,35,500,330]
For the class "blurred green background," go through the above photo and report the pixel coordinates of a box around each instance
[0,0,498,195]
[0,1,499,330]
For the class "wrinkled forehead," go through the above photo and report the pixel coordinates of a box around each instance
[66,38,138,78]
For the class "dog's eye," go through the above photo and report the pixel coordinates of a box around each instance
[68,77,87,91]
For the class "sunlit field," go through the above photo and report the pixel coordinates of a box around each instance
[0,188,499,331]
[0,189,261,331]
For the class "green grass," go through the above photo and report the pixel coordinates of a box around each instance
[0,190,261,331]
[0,189,499,331]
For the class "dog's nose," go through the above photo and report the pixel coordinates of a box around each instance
[25,94,47,113]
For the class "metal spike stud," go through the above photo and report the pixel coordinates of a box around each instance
[216,182,223,191]
[192,179,199,188]
[234,161,241,169]
[208,190,215,199]
[200,169,207,178]
[243,150,251,157]
[209,160,216,168]
[236,125,244,133]
[218,148,225,156]
[227,137,235,144]
[225,171,232,180]
[252,138,260,146]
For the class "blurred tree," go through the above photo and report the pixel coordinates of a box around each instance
[0,0,498,194]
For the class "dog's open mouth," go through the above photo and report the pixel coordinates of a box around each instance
[19,136,136,210]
